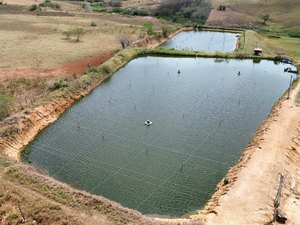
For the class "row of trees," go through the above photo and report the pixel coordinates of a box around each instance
[155,0,212,23]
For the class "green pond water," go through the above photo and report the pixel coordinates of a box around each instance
[24,56,295,216]
[161,31,239,52]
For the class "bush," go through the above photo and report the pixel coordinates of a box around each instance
[223,177,230,185]
[288,31,300,38]
[63,30,71,39]
[110,0,122,7]
[90,21,97,27]
[62,28,86,42]
[39,0,60,9]
[100,65,111,74]
[29,4,38,11]
[161,25,173,37]
[143,22,154,35]
[72,28,85,41]
[118,36,130,48]
[0,95,14,120]
[49,81,67,91]
[129,8,149,16]
[218,5,226,11]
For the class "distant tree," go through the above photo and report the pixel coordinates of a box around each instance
[110,0,122,7]
[143,22,154,35]
[218,4,226,11]
[161,25,173,37]
[262,13,270,25]
[118,36,130,48]
[29,4,38,11]
[155,0,212,23]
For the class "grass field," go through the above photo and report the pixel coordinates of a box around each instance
[0,13,141,70]
[209,0,300,28]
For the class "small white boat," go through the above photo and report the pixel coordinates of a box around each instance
[144,120,153,126]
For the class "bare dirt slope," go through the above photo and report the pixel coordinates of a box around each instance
[191,81,300,224]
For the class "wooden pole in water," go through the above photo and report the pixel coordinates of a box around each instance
[287,75,293,99]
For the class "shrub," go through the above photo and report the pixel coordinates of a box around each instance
[100,65,111,74]
[72,28,85,41]
[288,30,300,38]
[129,8,149,16]
[49,81,67,91]
[143,22,154,35]
[161,25,173,37]
[90,21,97,27]
[62,28,86,42]
[261,13,270,25]
[0,95,14,120]
[118,36,130,48]
[29,4,38,11]
[63,30,71,39]
[218,5,226,11]
[39,0,60,9]
[223,177,230,185]
[110,0,122,7]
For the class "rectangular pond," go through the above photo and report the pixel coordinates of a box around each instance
[24,56,295,216]
[161,31,239,52]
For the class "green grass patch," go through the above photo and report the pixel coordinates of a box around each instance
[150,47,276,60]
[0,156,11,168]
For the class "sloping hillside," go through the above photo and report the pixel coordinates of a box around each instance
[208,0,300,28]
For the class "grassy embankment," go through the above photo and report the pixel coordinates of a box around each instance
[0,155,160,225]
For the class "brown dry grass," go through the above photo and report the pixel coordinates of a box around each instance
[0,13,141,70]
[209,0,300,27]
[102,0,163,9]
[2,0,43,5]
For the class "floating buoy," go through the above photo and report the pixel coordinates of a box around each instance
[144,120,153,126]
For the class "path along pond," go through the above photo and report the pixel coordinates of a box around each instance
[24,56,296,216]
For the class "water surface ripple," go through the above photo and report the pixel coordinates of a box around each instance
[161,31,239,52]
[25,57,295,216]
